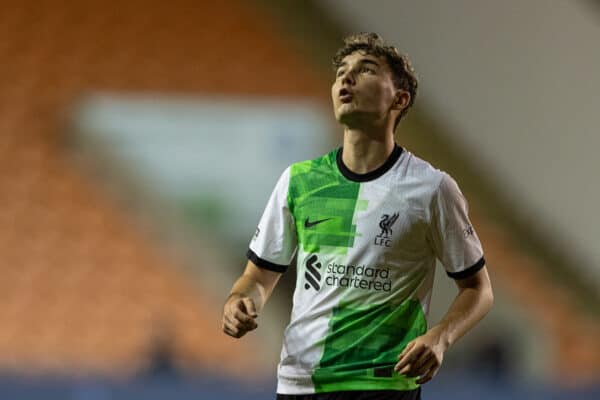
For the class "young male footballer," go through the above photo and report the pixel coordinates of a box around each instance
[222,32,493,400]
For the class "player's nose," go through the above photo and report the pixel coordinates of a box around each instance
[340,70,355,86]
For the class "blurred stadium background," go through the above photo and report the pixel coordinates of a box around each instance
[1,0,599,398]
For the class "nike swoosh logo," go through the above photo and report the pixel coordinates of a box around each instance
[304,217,332,228]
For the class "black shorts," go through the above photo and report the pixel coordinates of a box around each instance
[276,387,421,400]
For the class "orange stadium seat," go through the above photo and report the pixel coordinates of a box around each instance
[0,0,326,379]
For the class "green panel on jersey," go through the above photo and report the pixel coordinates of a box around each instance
[288,150,363,254]
[312,299,427,392]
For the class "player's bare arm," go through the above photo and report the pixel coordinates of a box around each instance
[222,260,282,339]
[395,265,493,383]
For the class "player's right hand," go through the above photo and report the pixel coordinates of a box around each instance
[222,294,258,339]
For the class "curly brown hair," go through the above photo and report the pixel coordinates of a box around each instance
[332,32,418,129]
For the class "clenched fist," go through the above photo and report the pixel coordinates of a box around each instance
[222,294,258,338]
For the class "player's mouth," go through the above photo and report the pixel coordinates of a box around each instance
[339,88,353,103]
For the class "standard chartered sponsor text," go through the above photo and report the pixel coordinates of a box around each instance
[325,262,392,292]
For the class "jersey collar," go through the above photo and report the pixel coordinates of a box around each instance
[336,144,403,182]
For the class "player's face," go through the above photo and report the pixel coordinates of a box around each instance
[332,51,399,127]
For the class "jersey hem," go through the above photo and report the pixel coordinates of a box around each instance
[446,256,485,279]
[247,249,288,273]
[277,377,419,395]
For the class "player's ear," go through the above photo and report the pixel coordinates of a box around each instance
[392,90,410,111]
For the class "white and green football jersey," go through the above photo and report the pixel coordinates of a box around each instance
[247,145,485,395]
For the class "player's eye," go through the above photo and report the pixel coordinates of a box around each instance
[360,67,375,74]
[336,70,345,78]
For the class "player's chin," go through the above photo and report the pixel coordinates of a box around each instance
[337,108,361,125]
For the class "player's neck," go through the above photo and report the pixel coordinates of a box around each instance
[341,127,396,175]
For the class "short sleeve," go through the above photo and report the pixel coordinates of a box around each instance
[428,173,485,279]
[247,167,298,273]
